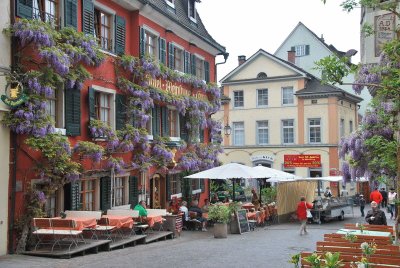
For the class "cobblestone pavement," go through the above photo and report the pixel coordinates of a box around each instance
[0,205,396,268]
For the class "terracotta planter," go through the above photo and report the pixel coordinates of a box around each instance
[213,223,228,238]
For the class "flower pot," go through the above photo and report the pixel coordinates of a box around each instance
[213,223,228,238]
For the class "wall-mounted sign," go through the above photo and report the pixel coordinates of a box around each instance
[284,154,321,168]
[375,13,395,57]
[250,155,274,162]
[1,82,27,108]
[147,76,208,101]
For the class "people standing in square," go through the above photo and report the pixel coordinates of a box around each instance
[370,187,383,207]
[388,188,397,220]
[359,194,366,217]
[380,188,388,208]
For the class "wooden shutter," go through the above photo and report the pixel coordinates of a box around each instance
[115,15,126,55]
[64,0,78,29]
[290,46,295,52]
[152,107,161,137]
[139,27,145,58]
[161,106,169,137]
[69,181,81,211]
[65,87,81,136]
[166,174,171,201]
[179,114,188,142]
[88,87,96,121]
[82,0,94,35]
[182,178,191,204]
[168,43,175,69]
[159,38,166,64]
[184,51,190,74]
[129,176,139,207]
[100,176,111,211]
[115,93,126,130]
[191,54,196,76]
[204,61,210,83]
[16,0,33,19]
[199,127,204,143]
[305,45,310,55]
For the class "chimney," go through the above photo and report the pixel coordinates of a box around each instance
[287,49,295,64]
[238,55,246,66]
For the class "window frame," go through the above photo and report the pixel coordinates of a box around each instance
[282,119,295,144]
[233,121,245,146]
[33,0,59,26]
[165,0,175,8]
[295,45,307,56]
[233,90,244,108]
[142,26,160,60]
[92,85,116,130]
[256,120,269,145]
[257,88,268,107]
[172,43,184,72]
[167,106,180,138]
[93,2,116,53]
[349,120,353,133]
[193,54,205,80]
[112,176,127,207]
[308,118,321,144]
[340,118,345,137]
[80,177,96,211]
[282,87,294,106]
[188,0,197,22]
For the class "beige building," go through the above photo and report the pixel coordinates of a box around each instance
[215,49,362,180]
[0,1,11,255]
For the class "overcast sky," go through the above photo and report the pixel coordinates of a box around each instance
[196,0,361,83]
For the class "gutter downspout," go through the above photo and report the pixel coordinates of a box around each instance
[8,0,16,254]
[214,52,229,84]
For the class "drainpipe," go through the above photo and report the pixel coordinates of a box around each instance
[214,52,229,84]
[8,0,17,254]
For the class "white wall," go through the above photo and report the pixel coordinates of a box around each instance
[0,1,11,256]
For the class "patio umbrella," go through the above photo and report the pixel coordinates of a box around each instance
[185,163,266,200]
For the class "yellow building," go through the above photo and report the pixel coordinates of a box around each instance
[215,49,362,179]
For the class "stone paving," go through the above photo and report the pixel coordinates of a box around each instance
[0,205,396,268]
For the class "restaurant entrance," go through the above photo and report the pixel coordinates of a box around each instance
[150,173,166,209]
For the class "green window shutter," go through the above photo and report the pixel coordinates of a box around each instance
[129,176,139,207]
[184,51,190,74]
[191,54,196,76]
[70,181,81,211]
[65,87,81,136]
[159,38,166,64]
[88,87,96,121]
[115,94,126,131]
[64,0,78,29]
[166,174,171,201]
[139,27,145,58]
[82,0,94,35]
[151,107,157,136]
[200,179,205,193]
[155,106,161,136]
[199,127,204,143]
[100,176,111,211]
[115,15,126,55]
[204,61,210,83]
[182,178,191,205]
[290,46,295,52]
[179,114,188,142]
[16,0,33,19]
[161,106,169,137]
[305,45,310,55]
[168,42,174,69]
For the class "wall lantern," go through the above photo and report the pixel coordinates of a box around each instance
[223,124,231,136]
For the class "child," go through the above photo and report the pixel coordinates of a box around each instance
[359,194,366,217]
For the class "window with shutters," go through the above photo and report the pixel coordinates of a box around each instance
[33,0,59,26]
[294,44,309,56]
[46,88,64,129]
[94,8,112,51]
[195,56,204,80]
[95,91,111,126]
[168,109,179,137]
[173,46,184,72]
[144,29,159,59]
[112,177,126,207]
[80,178,96,211]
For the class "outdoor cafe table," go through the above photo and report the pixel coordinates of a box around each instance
[336,228,392,237]
[102,215,134,228]
[52,217,97,231]
[145,215,163,228]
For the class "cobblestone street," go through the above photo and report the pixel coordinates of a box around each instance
[0,205,395,268]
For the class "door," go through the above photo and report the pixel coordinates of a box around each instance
[150,174,166,208]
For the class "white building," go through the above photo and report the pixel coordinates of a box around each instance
[274,22,371,115]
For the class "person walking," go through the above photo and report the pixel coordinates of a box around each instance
[388,188,397,219]
[296,196,313,235]
[359,194,366,217]
[365,201,387,225]
[380,188,388,208]
[370,187,383,207]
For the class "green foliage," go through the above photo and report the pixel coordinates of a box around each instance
[322,252,344,268]
[228,201,241,215]
[344,232,358,242]
[208,204,230,224]
[314,55,356,85]
[210,180,220,194]
[289,253,300,268]
[261,187,277,204]
[303,253,322,268]
[364,135,397,175]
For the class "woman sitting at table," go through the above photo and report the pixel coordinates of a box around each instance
[202,199,210,213]
[189,200,208,232]
[134,200,148,222]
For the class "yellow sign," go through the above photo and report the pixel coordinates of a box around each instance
[1,82,28,108]
[148,77,208,101]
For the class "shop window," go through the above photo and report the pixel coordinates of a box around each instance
[80,178,96,211]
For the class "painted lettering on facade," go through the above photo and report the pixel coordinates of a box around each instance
[375,13,395,57]
[284,154,321,168]
[148,77,208,101]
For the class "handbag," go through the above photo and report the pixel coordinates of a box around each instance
[305,202,312,218]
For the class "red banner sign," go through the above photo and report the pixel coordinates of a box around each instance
[284,154,321,168]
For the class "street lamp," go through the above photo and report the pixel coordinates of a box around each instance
[224,124,231,136]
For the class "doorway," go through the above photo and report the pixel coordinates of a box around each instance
[150,174,166,208]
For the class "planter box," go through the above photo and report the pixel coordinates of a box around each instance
[213,223,228,238]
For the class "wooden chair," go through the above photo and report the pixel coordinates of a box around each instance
[95,217,118,241]
[50,218,85,251]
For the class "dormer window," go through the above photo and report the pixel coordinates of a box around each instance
[166,0,175,8]
[188,0,196,22]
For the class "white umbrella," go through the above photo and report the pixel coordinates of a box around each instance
[253,165,301,181]
[184,163,266,180]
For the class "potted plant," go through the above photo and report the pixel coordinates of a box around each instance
[208,204,230,238]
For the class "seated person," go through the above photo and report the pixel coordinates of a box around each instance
[168,199,179,214]
[202,198,210,213]
[324,187,332,198]
[189,200,208,232]
[134,200,148,222]
[179,201,189,222]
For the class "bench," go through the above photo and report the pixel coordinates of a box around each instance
[64,210,102,220]
[106,209,142,235]
[147,209,167,216]
[344,223,395,236]
[32,218,85,252]
[317,241,400,254]
[324,233,393,246]
[111,204,131,210]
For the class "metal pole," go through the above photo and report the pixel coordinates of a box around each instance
[232,179,235,201]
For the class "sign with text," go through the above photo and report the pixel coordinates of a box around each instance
[375,13,395,57]
[284,154,321,168]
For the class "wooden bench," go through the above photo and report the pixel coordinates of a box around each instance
[324,233,393,246]
[106,209,143,235]
[110,204,131,210]
[32,218,85,252]
[344,224,395,236]
[147,209,167,216]
[64,210,102,220]
[317,241,400,254]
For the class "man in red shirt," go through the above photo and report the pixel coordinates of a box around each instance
[370,187,383,207]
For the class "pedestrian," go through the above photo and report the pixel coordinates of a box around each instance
[296,196,313,236]
[365,201,387,225]
[369,187,383,207]
[388,188,397,219]
[359,194,366,217]
[380,188,388,208]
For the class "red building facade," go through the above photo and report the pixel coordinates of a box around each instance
[7,0,226,252]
